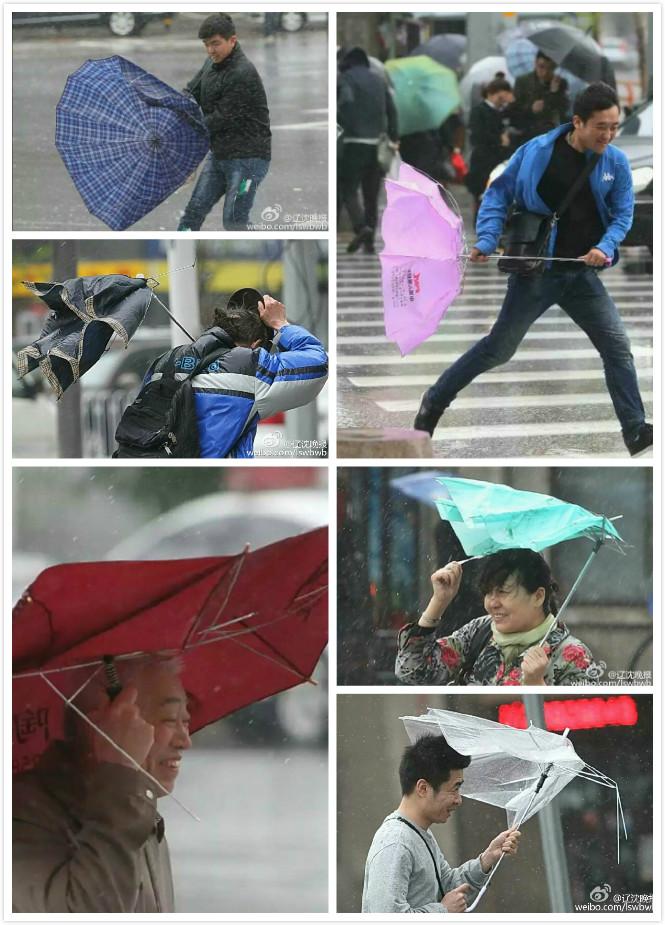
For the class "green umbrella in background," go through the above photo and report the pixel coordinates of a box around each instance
[384,55,461,135]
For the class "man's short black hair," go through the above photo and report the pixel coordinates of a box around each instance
[213,291,266,346]
[478,548,558,615]
[399,735,470,795]
[199,13,236,41]
[573,82,619,122]
[535,51,556,66]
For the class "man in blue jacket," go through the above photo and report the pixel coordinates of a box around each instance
[415,82,652,457]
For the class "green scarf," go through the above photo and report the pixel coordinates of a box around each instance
[491,613,557,666]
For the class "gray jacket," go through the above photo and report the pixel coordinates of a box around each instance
[362,812,489,913]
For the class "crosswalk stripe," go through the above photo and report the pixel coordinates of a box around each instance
[338,346,653,366]
[336,302,648,311]
[377,392,653,412]
[348,369,653,388]
[430,420,644,440]
[338,329,653,345]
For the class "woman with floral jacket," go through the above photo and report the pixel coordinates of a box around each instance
[396,548,598,686]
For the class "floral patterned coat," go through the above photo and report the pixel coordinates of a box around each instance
[395,615,598,686]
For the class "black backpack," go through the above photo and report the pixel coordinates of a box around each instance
[113,344,231,458]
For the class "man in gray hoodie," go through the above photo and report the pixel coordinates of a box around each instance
[362,735,521,913]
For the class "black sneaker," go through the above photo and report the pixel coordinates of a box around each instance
[347,227,372,254]
[413,393,442,436]
[624,423,653,457]
[362,239,375,255]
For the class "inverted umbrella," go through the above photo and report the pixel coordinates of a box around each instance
[16,274,154,398]
[384,56,461,136]
[410,34,467,72]
[56,56,210,230]
[434,476,624,639]
[401,707,626,909]
[380,162,465,355]
[13,528,328,790]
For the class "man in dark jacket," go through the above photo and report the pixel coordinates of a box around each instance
[511,51,570,142]
[178,13,271,231]
[338,47,399,254]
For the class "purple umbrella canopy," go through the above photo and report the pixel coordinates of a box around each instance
[380,162,466,355]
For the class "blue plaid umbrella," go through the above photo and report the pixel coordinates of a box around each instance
[56,56,209,230]
[17,275,154,397]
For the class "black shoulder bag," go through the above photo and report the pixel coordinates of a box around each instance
[396,816,444,902]
[498,152,600,277]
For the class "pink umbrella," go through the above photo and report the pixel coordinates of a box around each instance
[380,162,466,355]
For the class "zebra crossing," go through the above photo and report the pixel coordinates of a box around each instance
[337,248,653,458]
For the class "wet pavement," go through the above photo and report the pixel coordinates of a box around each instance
[12,13,328,231]
[337,188,653,459]
[161,747,327,913]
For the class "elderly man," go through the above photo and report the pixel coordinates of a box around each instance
[362,735,520,913]
[13,656,191,913]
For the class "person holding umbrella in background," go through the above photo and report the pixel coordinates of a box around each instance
[511,51,570,143]
[396,549,598,686]
[13,655,189,912]
[177,13,271,231]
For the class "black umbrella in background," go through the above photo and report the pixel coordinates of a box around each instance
[519,22,615,85]
[410,34,467,72]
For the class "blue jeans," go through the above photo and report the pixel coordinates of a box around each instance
[426,268,646,439]
[178,153,270,231]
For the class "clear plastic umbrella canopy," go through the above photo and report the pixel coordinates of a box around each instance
[402,707,585,828]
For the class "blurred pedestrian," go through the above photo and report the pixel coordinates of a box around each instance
[13,656,191,912]
[415,82,652,457]
[338,47,399,254]
[362,735,521,913]
[399,111,467,187]
[395,549,598,686]
[263,12,280,45]
[115,293,328,459]
[465,75,515,221]
[511,51,570,142]
[178,14,271,231]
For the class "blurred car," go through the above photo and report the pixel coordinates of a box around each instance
[614,99,653,251]
[12,358,57,458]
[107,489,329,744]
[248,12,327,32]
[600,36,639,71]
[486,99,653,252]
[12,11,176,37]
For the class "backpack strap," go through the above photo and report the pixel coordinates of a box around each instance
[458,618,494,685]
[553,151,600,220]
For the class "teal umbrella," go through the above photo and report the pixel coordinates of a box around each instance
[433,477,623,557]
[384,55,461,135]
[433,477,624,639]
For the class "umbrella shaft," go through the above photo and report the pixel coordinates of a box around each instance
[151,293,196,343]
[480,255,586,263]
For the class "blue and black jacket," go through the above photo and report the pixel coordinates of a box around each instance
[145,324,328,458]
[475,123,634,266]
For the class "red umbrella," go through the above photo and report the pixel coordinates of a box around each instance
[13,528,328,776]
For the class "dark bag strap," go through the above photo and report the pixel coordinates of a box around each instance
[552,151,600,220]
[396,816,444,901]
